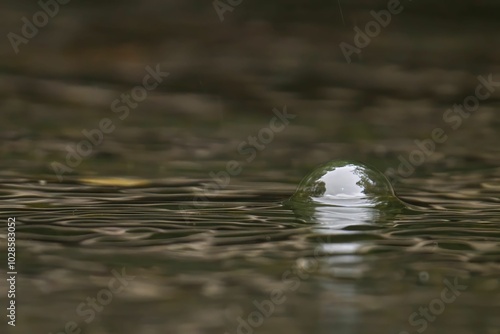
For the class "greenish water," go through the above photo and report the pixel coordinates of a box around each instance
[1,1,500,333]
[2,163,500,334]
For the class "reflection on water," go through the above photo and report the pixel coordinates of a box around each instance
[1,167,499,334]
[1,1,500,332]
[289,160,401,208]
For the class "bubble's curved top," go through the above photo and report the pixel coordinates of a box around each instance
[290,160,400,208]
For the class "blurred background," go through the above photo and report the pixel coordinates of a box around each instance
[1,0,499,181]
[1,1,500,334]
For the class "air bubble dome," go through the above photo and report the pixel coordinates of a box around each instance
[290,160,398,208]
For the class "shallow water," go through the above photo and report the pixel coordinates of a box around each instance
[2,166,500,334]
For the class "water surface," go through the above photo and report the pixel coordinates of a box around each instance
[2,165,499,334]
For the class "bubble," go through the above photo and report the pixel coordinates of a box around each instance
[290,160,400,208]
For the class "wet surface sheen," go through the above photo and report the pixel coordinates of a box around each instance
[1,168,500,334]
